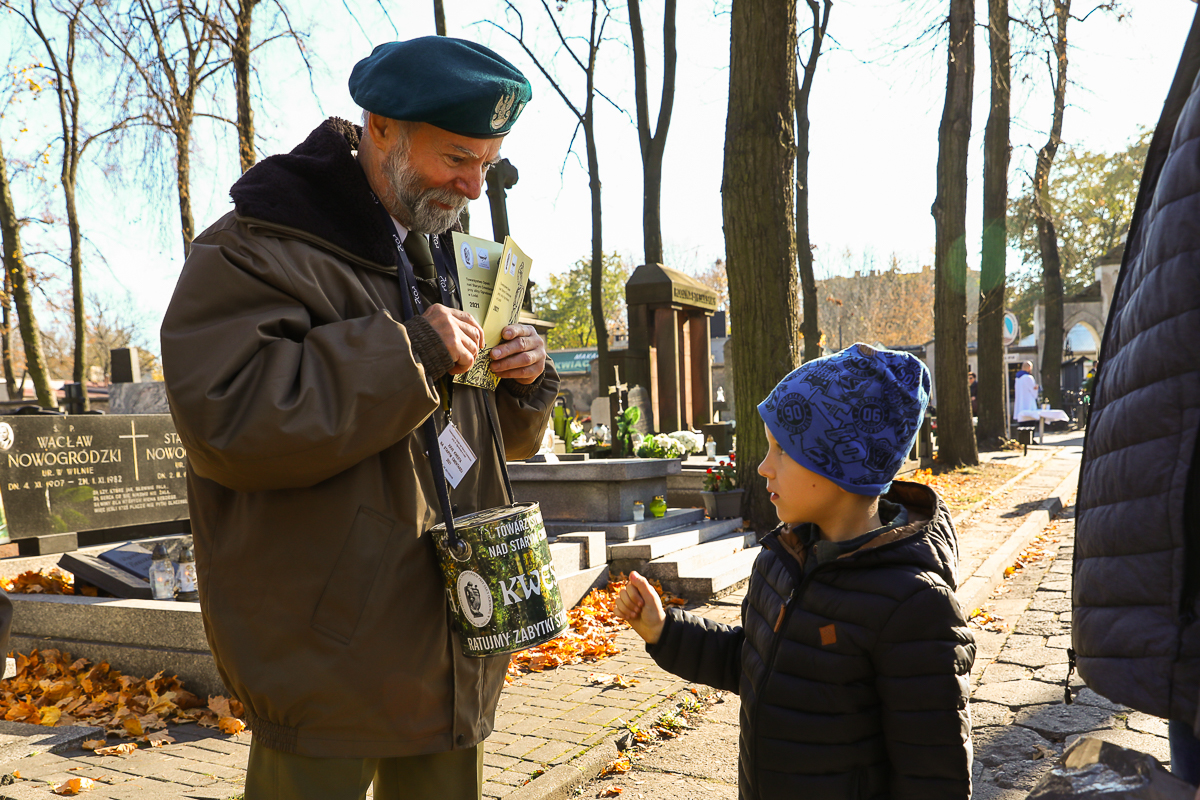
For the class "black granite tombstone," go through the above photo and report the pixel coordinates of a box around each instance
[0,414,190,554]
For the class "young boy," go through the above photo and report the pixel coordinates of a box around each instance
[617,343,975,800]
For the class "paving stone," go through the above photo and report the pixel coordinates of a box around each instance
[973,680,1063,708]
[999,647,1063,669]
[974,725,1056,767]
[524,739,578,765]
[1071,687,1126,712]
[1013,611,1063,636]
[990,758,1055,791]
[1126,711,1169,738]
[1016,702,1114,741]
[1029,594,1071,613]
[1031,663,1085,686]
[978,662,1029,684]
[703,695,741,727]
[971,701,1015,728]
[1040,579,1072,592]
[1044,634,1071,650]
[1065,729,1171,766]
[971,777,1034,800]
[494,736,548,759]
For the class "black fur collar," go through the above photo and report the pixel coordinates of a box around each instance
[229,117,396,268]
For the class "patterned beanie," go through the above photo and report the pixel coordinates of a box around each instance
[757,343,930,496]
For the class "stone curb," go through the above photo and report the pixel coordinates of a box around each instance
[502,741,620,800]
[511,685,717,800]
[956,460,1081,615]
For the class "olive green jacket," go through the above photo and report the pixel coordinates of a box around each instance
[160,118,557,758]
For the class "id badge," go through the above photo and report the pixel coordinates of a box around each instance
[438,421,478,489]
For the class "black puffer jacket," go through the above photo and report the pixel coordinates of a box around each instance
[647,482,974,800]
[1072,7,1200,727]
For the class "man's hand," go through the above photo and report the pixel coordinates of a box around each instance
[423,305,484,375]
[490,324,546,384]
[614,571,666,645]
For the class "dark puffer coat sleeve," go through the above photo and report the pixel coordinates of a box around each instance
[873,577,975,799]
[646,607,743,693]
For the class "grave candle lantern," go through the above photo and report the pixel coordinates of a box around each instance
[148,542,176,601]
[632,501,645,521]
[175,542,199,602]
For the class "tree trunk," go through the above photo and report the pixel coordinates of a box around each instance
[723,0,799,532]
[433,0,446,35]
[584,1,608,393]
[1036,0,1070,410]
[0,137,58,410]
[628,0,676,267]
[64,180,89,410]
[796,0,830,363]
[233,0,258,174]
[1,268,15,400]
[978,0,1010,442]
[176,119,196,256]
[931,0,978,468]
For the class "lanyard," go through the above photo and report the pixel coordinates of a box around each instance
[367,190,516,553]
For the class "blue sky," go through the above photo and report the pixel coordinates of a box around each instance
[3,0,1196,356]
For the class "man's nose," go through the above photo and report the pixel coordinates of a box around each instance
[454,167,486,200]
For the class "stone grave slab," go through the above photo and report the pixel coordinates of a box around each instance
[57,536,190,599]
[508,458,681,523]
[0,415,188,553]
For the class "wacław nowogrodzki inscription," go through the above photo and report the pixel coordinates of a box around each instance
[0,414,188,540]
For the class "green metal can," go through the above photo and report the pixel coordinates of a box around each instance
[430,502,569,658]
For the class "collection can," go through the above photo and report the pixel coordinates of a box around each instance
[430,502,568,658]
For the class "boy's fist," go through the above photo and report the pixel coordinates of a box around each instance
[614,571,666,645]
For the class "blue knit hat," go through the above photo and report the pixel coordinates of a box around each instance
[757,343,930,496]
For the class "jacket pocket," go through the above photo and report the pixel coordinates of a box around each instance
[311,505,395,644]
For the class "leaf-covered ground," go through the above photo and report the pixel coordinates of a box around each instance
[904,461,1023,511]
[507,576,684,679]
[0,649,246,743]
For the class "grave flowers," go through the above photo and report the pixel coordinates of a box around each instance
[701,453,743,519]
[635,433,685,459]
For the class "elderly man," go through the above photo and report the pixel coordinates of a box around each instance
[161,37,557,800]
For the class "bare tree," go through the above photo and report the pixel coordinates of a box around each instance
[977,0,1010,442]
[723,0,799,532]
[5,0,139,406]
[433,0,446,35]
[796,0,830,363]
[628,0,676,267]
[89,0,228,256]
[931,0,978,468]
[218,0,312,174]
[1030,0,1069,410]
[0,133,59,409]
[490,0,619,389]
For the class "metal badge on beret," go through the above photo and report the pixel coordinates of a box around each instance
[349,36,532,139]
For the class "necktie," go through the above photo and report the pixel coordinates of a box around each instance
[402,232,436,281]
[402,232,440,308]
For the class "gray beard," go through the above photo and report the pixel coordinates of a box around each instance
[383,144,468,234]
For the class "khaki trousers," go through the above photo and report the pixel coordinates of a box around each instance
[244,737,484,800]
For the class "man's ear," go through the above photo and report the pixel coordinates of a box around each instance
[363,112,393,151]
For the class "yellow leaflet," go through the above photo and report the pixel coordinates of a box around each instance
[454,235,532,391]
[481,236,531,348]
[451,232,503,327]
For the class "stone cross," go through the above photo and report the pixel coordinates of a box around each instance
[608,366,630,456]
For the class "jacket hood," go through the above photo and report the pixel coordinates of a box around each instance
[229,117,396,268]
[764,479,961,590]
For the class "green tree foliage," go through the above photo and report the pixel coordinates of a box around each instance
[1007,129,1150,331]
[538,252,631,351]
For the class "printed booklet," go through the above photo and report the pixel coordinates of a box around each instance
[451,232,532,390]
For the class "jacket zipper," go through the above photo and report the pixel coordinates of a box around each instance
[750,536,816,800]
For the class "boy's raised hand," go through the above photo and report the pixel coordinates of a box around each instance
[614,571,666,644]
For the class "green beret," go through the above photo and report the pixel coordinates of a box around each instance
[349,37,532,139]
